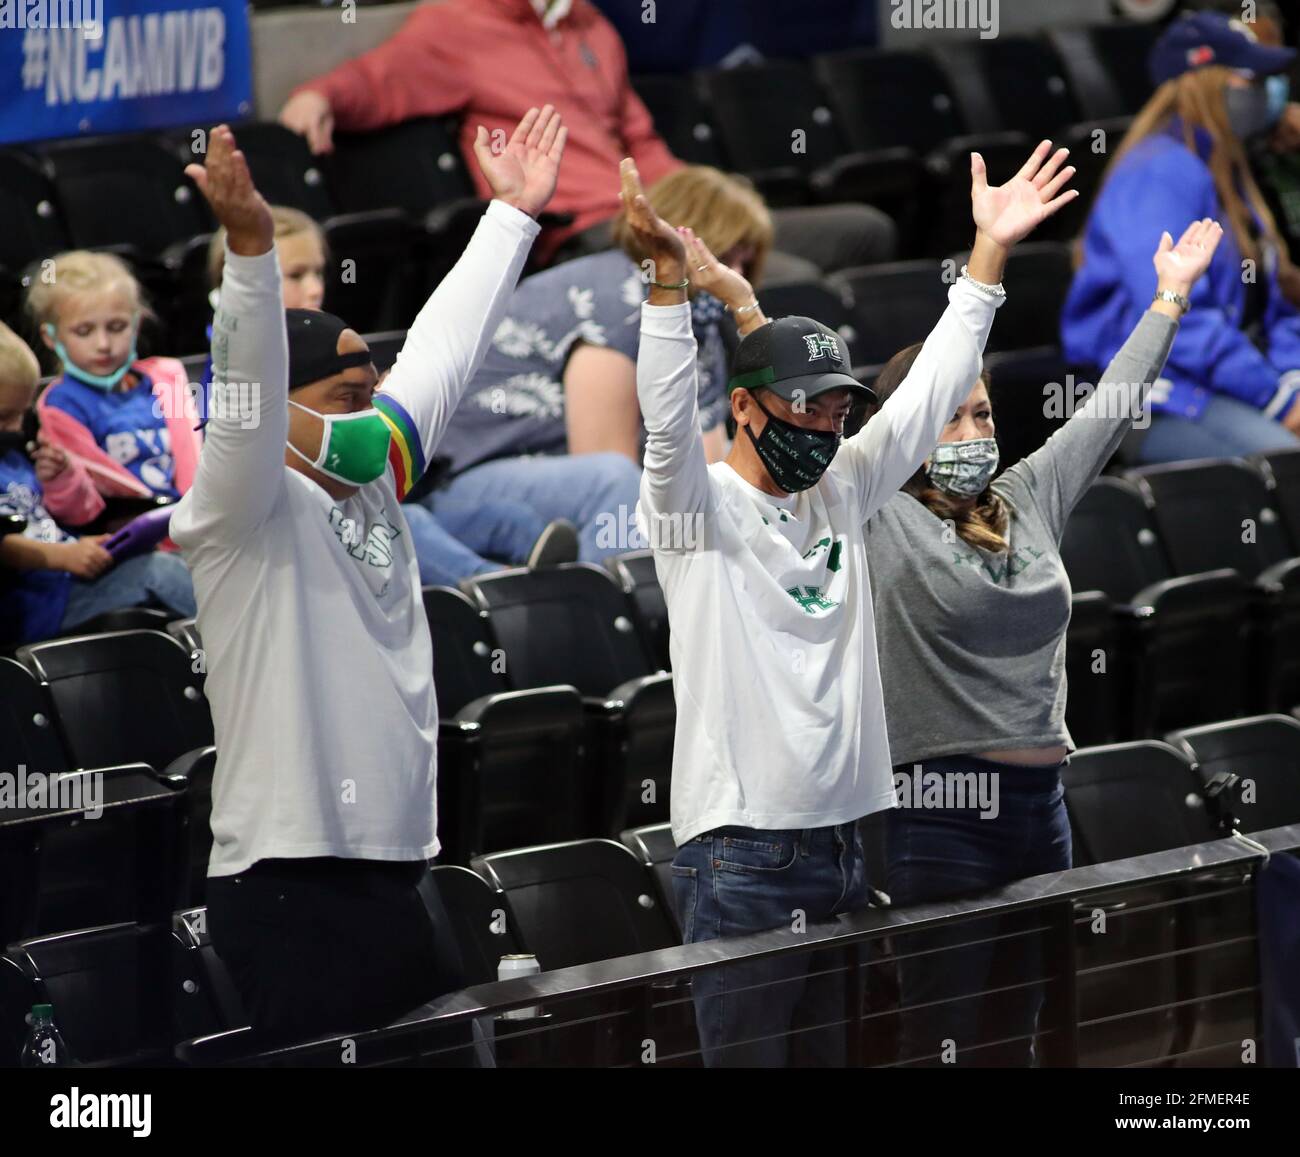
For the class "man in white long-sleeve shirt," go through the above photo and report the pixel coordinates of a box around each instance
[169,110,566,1045]
[621,143,1077,1066]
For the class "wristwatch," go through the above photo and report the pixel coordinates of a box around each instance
[1153,288,1191,314]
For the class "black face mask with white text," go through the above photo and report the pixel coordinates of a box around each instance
[744,393,841,493]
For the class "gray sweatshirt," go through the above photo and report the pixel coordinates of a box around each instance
[866,309,1178,767]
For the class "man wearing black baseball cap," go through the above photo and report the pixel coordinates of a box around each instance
[620,142,1077,1066]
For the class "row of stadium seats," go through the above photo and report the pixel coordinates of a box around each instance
[3,709,1288,1067]
[0,22,1157,355]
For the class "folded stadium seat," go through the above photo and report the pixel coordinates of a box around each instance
[463,565,675,836]
[156,231,218,357]
[1086,20,1162,117]
[1062,736,1242,1065]
[1043,28,1132,122]
[811,49,1032,257]
[0,920,176,1066]
[56,607,175,638]
[1063,591,1123,748]
[1167,714,1300,834]
[328,118,506,283]
[426,864,524,984]
[1250,446,1300,548]
[1051,116,1134,241]
[40,135,214,258]
[165,122,337,222]
[604,550,670,673]
[696,58,925,222]
[828,260,949,365]
[0,763,186,944]
[1127,459,1300,712]
[155,747,217,907]
[630,74,727,168]
[472,839,677,967]
[0,149,71,281]
[981,345,1069,467]
[16,629,213,776]
[0,657,71,777]
[750,279,860,363]
[422,586,585,863]
[361,329,407,374]
[617,822,679,937]
[947,242,1074,354]
[320,210,430,336]
[169,907,249,1044]
[1060,477,1252,737]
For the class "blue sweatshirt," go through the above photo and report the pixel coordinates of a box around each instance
[1062,123,1300,423]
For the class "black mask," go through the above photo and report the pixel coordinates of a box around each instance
[743,393,841,493]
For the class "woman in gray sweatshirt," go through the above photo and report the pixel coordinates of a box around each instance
[865,218,1224,1066]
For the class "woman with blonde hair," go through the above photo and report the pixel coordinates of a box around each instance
[422,164,774,560]
[1063,10,1300,462]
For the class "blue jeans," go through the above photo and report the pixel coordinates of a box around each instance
[672,822,869,1067]
[434,453,642,562]
[60,550,197,629]
[885,754,1072,1067]
[1136,394,1300,463]
[403,498,546,588]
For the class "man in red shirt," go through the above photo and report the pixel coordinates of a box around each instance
[279,0,894,272]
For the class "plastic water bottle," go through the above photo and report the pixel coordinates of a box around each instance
[20,1003,68,1067]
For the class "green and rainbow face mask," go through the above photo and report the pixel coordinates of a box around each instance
[287,401,391,486]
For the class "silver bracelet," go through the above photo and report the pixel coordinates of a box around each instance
[1153,288,1190,314]
[959,264,1007,299]
[729,299,762,315]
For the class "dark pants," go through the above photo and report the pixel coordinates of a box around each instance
[885,754,1072,1067]
[206,856,464,1049]
[671,822,869,1067]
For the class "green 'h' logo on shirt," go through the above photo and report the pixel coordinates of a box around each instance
[787,585,837,614]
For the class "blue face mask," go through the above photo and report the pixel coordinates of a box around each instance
[43,321,139,390]
[1266,74,1291,125]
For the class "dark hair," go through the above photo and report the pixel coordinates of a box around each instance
[873,342,1009,554]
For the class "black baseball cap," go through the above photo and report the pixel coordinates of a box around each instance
[728,316,876,405]
[286,309,372,390]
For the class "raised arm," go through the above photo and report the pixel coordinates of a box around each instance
[1004,218,1222,537]
[377,107,565,468]
[173,127,286,546]
[847,140,1079,522]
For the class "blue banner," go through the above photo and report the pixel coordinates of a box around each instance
[0,0,252,144]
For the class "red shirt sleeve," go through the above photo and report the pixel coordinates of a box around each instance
[291,6,472,133]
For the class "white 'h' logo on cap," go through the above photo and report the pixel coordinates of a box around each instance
[803,333,842,362]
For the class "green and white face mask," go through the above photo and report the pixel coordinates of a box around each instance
[287,400,391,486]
[927,436,999,498]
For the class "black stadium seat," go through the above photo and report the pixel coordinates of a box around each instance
[829,260,949,365]
[1060,477,1252,736]
[16,629,213,776]
[1045,27,1131,121]
[0,656,70,778]
[1087,20,1161,116]
[1166,714,1300,834]
[631,74,726,168]
[40,135,213,257]
[1062,740,1219,865]
[422,586,585,862]
[618,822,680,937]
[186,122,336,221]
[605,550,670,673]
[426,864,524,984]
[321,210,427,335]
[471,839,677,969]
[463,565,675,834]
[0,149,70,277]
[329,118,477,217]
[949,242,1073,353]
[0,763,186,943]
[1251,446,1300,548]
[156,746,218,906]
[1127,459,1300,711]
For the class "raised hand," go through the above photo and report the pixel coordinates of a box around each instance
[184,126,274,256]
[619,157,686,272]
[971,140,1078,250]
[472,105,567,220]
[681,227,753,309]
[1153,218,1224,296]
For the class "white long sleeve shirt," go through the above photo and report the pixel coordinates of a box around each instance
[636,282,1002,845]
[170,200,540,877]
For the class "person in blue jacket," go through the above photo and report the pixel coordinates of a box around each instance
[1063,10,1300,462]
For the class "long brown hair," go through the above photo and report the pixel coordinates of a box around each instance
[1096,66,1285,264]
[873,342,1009,554]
